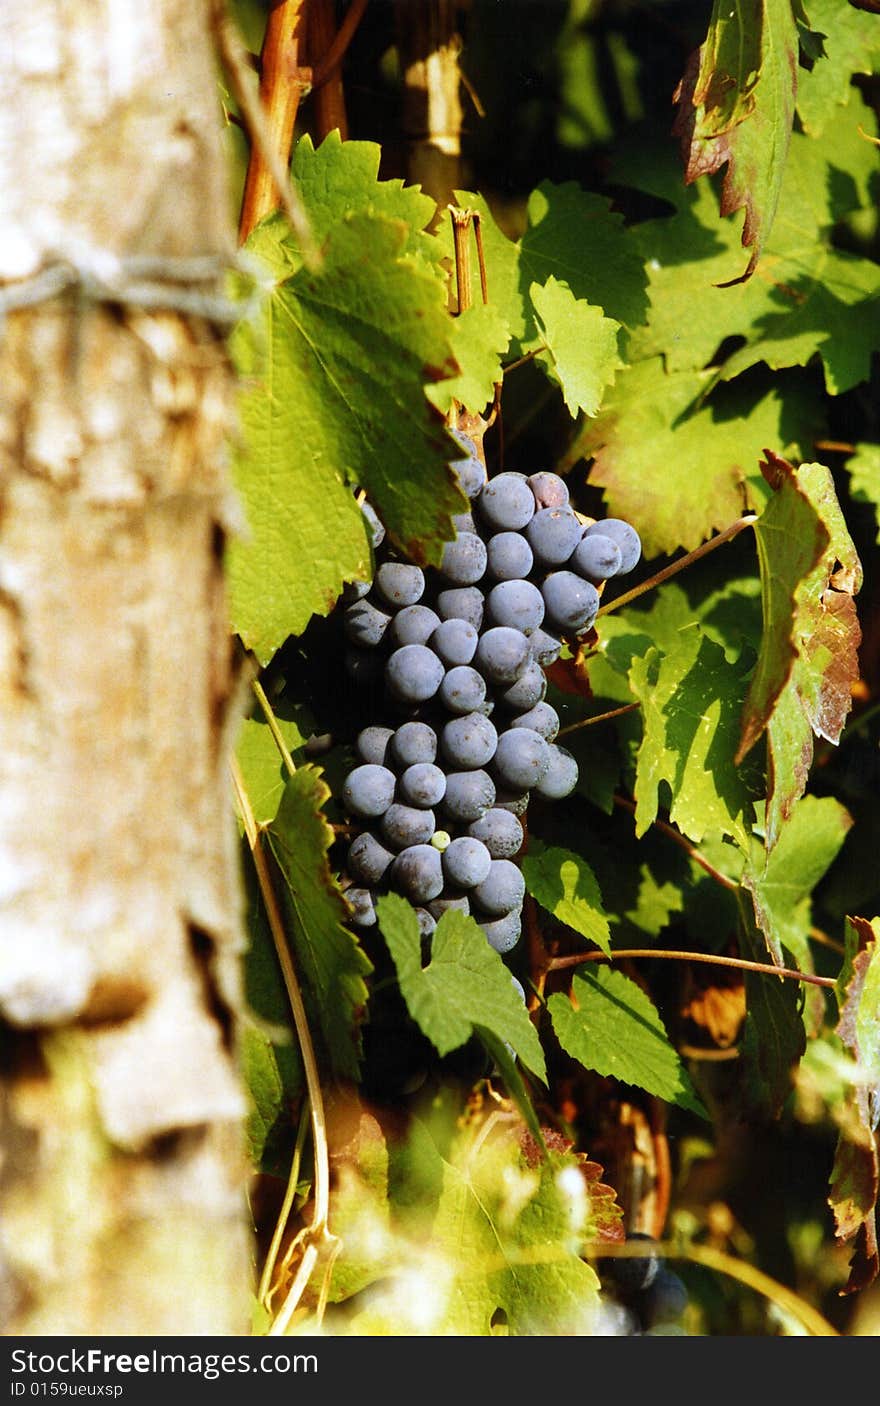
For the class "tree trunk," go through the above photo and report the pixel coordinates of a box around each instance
[0,0,253,1335]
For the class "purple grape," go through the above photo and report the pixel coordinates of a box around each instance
[569,531,622,583]
[527,628,562,667]
[342,577,371,603]
[525,506,583,566]
[528,471,569,509]
[471,859,526,917]
[583,518,642,574]
[387,604,442,648]
[486,579,545,636]
[347,831,395,885]
[452,510,477,533]
[428,892,471,920]
[414,907,437,939]
[380,803,437,850]
[429,617,479,666]
[344,599,392,648]
[356,726,394,765]
[493,727,551,790]
[438,665,488,715]
[390,721,437,768]
[360,498,385,547]
[496,658,547,711]
[442,769,496,823]
[486,531,534,581]
[440,531,488,585]
[374,561,425,608]
[493,789,531,817]
[467,808,524,859]
[441,712,498,770]
[345,885,378,926]
[448,430,486,499]
[475,626,531,685]
[389,844,444,904]
[385,644,445,703]
[479,908,523,953]
[478,472,536,532]
[441,836,493,889]
[533,743,578,799]
[342,763,396,817]
[397,762,447,808]
[541,572,600,633]
[509,701,560,741]
[436,586,485,631]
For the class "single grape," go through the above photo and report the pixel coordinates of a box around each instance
[389,721,437,768]
[442,836,493,889]
[467,808,524,859]
[342,763,396,818]
[525,506,583,566]
[447,430,485,499]
[509,700,560,741]
[478,472,536,532]
[356,725,394,766]
[452,509,476,533]
[475,625,531,685]
[438,664,488,716]
[541,571,600,633]
[428,892,471,920]
[448,427,478,456]
[496,658,547,711]
[569,531,622,583]
[441,712,498,770]
[397,762,447,809]
[442,769,496,823]
[385,644,445,703]
[528,471,569,509]
[479,907,522,954]
[347,831,395,886]
[414,907,437,939]
[493,727,551,791]
[343,599,392,648]
[389,844,444,904]
[641,1267,689,1328]
[486,578,545,636]
[345,885,377,927]
[527,628,562,667]
[380,803,437,850]
[597,1233,660,1295]
[360,498,385,547]
[374,561,426,608]
[583,518,642,575]
[471,859,526,917]
[342,577,371,603]
[436,586,484,631]
[486,531,534,582]
[510,974,527,1004]
[493,789,531,817]
[533,743,578,799]
[387,603,442,648]
[440,531,488,585]
[431,829,451,851]
[429,617,479,667]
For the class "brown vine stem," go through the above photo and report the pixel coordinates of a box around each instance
[311,0,369,89]
[548,946,837,989]
[596,514,758,618]
[229,756,337,1332]
[307,0,349,140]
[557,700,641,739]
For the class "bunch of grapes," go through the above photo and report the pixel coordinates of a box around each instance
[336,428,642,956]
[595,1233,691,1336]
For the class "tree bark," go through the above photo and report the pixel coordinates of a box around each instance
[0,1,253,1335]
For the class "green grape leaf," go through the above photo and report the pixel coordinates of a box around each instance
[266,765,373,1079]
[548,965,708,1118]
[830,916,880,1294]
[426,301,510,417]
[234,708,310,828]
[570,358,821,557]
[744,794,853,968]
[738,894,808,1119]
[291,131,442,265]
[672,0,800,285]
[845,444,880,542]
[520,840,611,956]
[738,455,863,847]
[795,0,880,135]
[628,629,759,850]
[227,212,466,663]
[530,277,623,417]
[445,182,649,350]
[376,894,547,1082]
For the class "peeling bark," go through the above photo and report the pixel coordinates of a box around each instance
[0,1,253,1335]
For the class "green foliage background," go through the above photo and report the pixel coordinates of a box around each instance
[225,0,880,1337]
